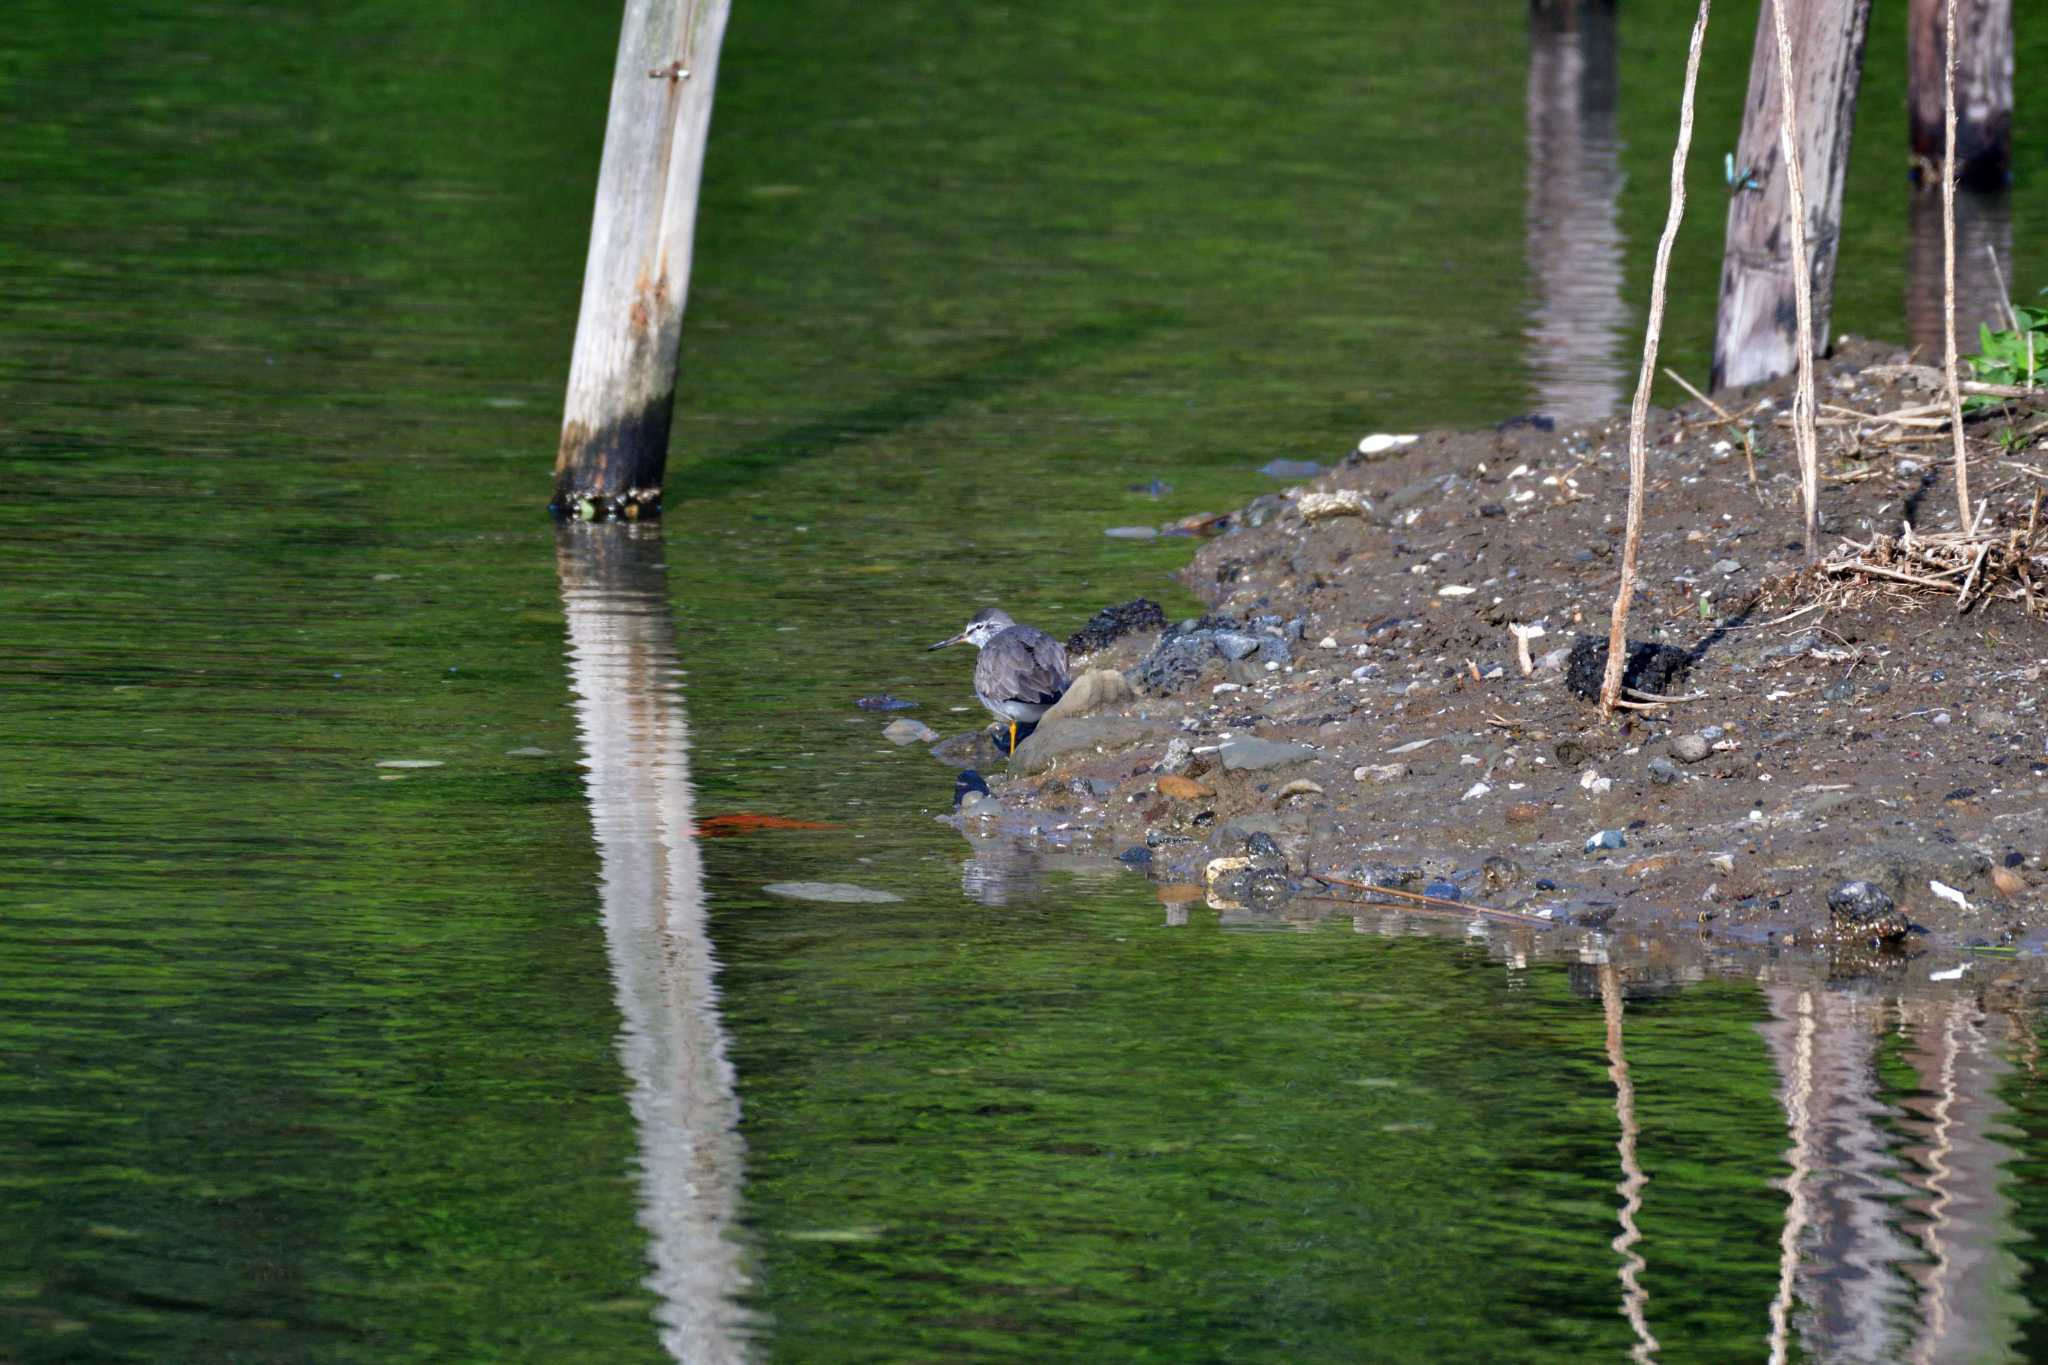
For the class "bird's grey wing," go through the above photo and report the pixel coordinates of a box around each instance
[1007,634,1070,707]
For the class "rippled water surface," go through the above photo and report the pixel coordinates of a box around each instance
[8,2,2048,1360]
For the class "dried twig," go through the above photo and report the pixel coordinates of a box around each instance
[1604,0,1712,716]
[1771,0,1822,559]
[1943,0,1973,529]
[1308,874,1555,929]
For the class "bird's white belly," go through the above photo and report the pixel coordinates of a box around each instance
[984,695,1052,723]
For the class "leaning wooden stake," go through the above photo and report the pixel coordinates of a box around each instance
[553,0,732,521]
[1710,0,1873,391]
[1772,0,1822,561]
[1601,0,1712,717]
[1942,0,1973,531]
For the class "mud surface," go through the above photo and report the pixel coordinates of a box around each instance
[947,339,2048,981]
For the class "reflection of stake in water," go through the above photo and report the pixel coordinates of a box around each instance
[556,525,750,1364]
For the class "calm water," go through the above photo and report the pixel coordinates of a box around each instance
[7,2,2048,1359]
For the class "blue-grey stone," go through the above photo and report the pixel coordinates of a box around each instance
[1218,738,1318,772]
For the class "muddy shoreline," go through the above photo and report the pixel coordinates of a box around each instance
[939,338,2048,980]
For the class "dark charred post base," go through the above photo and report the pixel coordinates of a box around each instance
[553,0,730,521]
[550,397,672,520]
[1711,0,1873,392]
[1908,0,2013,191]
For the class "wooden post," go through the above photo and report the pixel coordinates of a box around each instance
[553,0,731,520]
[1909,0,2012,190]
[1710,0,1873,392]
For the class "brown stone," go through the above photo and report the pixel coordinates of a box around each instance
[1157,774,1215,800]
[1505,802,1543,823]
[1991,864,2027,898]
[1157,883,1204,904]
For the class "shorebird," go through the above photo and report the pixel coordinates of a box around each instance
[928,608,1071,756]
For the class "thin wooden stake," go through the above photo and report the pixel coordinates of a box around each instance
[1943,0,1974,531]
[1603,0,1712,716]
[1771,0,1822,561]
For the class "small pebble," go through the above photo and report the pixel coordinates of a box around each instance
[1669,734,1711,764]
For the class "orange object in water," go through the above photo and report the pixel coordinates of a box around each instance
[692,813,843,839]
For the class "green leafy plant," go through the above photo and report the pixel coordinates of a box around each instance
[1966,303,2048,409]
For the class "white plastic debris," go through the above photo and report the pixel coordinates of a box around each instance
[1357,433,1420,456]
[1461,782,1491,801]
[1929,880,1973,911]
[1929,963,1972,982]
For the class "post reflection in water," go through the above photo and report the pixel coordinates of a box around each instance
[1600,964,1657,1364]
[1906,187,2014,358]
[1760,983,2023,1364]
[1524,0,1630,426]
[556,525,750,1364]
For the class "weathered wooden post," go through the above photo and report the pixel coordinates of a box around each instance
[1710,0,1872,391]
[553,0,731,520]
[1908,0,2012,189]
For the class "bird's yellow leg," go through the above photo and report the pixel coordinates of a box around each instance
[1008,721,1018,755]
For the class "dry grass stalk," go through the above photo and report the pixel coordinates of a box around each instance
[1602,0,1713,717]
[1770,0,1823,560]
[1943,0,1973,528]
[1307,874,1554,929]
[1817,521,2048,618]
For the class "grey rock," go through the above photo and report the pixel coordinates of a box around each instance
[1647,757,1681,785]
[762,882,904,905]
[1038,668,1135,726]
[882,717,941,745]
[1213,631,1263,661]
[1711,559,1742,576]
[1827,880,1908,940]
[1822,679,1856,701]
[1218,738,1318,772]
[1130,632,1221,694]
[1011,715,1176,775]
[1669,734,1712,764]
[1158,737,1193,775]
[1585,829,1627,852]
[1974,708,2020,732]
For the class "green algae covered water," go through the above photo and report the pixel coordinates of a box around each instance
[7,2,2048,1359]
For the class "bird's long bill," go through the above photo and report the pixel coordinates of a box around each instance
[927,632,967,651]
